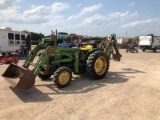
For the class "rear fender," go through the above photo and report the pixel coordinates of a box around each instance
[84,48,103,64]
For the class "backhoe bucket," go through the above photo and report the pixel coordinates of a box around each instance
[2,63,35,89]
[113,53,122,61]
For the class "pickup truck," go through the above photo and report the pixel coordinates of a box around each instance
[58,42,73,47]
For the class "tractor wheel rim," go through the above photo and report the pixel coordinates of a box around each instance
[58,71,70,85]
[94,56,107,75]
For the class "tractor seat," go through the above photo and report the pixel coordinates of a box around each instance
[80,45,93,50]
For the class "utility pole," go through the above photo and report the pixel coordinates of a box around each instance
[126,31,128,38]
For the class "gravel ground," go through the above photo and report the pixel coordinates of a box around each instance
[0,49,160,120]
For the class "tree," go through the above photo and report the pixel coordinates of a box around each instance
[22,30,45,45]
[129,36,139,43]
[30,32,45,41]
[22,30,30,34]
[22,30,45,41]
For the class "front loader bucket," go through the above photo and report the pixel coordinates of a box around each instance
[2,63,35,89]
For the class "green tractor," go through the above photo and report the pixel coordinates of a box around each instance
[2,31,122,89]
[39,32,68,47]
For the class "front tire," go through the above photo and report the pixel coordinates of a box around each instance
[86,51,110,80]
[142,48,145,52]
[53,67,72,88]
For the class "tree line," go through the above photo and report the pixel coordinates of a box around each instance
[22,30,45,45]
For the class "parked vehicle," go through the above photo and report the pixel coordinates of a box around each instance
[58,42,73,47]
[139,34,160,52]
[0,54,18,65]
[126,43,138,53]
[40,32,69,46]
[0,27,31,56]
[2,31,122,89]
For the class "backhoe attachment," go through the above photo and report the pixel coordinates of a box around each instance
[112,53,122,61]
[103,34,122,61]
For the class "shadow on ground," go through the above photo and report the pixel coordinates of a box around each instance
[141,50,160,53]
[9,68,145,103]
[10,87,53,102]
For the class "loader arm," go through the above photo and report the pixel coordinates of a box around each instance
[22,45,46,68]
[33,30,57,77]
[33,45,57,77]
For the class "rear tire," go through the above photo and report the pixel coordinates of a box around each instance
[153,48,157,52]
[1,53,6,56]
[135,47,138,53]
[0,61,3,65]
[53,67,72,88]
[86,51,110,80]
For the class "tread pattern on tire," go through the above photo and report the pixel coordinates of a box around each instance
[86,51,110,80]
[53,66,72,88]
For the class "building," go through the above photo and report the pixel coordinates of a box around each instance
[116,37,129,48]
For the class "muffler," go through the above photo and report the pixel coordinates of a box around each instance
[2,63,35,89]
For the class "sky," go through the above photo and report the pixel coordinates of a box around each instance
[0,0,160,37]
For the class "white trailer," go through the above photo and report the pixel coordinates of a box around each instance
[116,37,129,48]
[0,27,31,55]
[138,34,160,52]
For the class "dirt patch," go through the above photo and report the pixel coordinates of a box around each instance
[0,49,160,120]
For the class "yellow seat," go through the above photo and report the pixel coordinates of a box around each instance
[80,45,93,50]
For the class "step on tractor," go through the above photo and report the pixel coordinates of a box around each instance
[2,31,122,89]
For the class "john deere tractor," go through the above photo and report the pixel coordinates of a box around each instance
[2,31,121,89]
